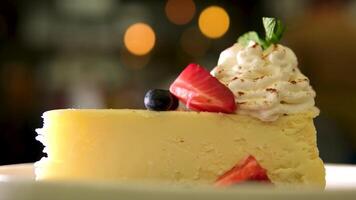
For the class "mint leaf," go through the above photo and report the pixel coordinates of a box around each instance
[237,31,264,47]
[262,17,285,48]
[237,17,285,49]
[273,19,285,42]
[262,17,276,41]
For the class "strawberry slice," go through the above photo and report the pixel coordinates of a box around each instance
[169,63,236,113]
[214,155,271,187]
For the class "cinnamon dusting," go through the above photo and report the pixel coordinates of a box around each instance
[266,88,277,93]
[254,76,265,80]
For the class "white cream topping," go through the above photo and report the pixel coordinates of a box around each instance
[211,42,319,121]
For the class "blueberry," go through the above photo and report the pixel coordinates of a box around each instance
[144,89,179,111]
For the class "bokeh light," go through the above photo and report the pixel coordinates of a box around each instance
[124,23,156,56]
[198,6,230,39]
[165,0,196,25]
[180,27,210,58]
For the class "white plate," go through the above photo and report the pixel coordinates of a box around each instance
[0,164,356,200]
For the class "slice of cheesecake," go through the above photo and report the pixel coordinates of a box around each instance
[35,17,325,188]
[35,109,325,188]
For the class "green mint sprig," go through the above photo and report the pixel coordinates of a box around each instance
[237,17,285,49]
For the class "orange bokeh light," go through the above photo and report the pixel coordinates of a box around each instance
[124,23,156,56]
[198,6,230,39]
[165,0,196,25]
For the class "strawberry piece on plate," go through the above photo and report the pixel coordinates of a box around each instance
[169,63,236,113]
[215,155,271,187]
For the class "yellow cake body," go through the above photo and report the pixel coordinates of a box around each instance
[35,109,325,188]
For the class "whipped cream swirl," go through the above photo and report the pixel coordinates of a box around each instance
[211,42,319,121]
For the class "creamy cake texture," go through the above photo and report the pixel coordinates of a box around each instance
[36,109,325,187]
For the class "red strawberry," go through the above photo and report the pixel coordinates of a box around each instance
[214,155,271,187]
[169,63,236,113]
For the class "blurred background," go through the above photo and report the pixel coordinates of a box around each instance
[0,0,356,165]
